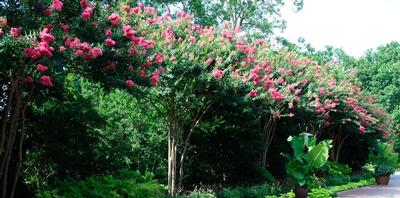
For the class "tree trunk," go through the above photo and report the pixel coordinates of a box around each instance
[168,131,177,195]
[0,79,23,198]
[177,128,193,192]
[260,116,276,168]
[330,126,349,162]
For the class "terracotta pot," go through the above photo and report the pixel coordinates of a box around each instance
[375,175,390,185]
[294,186,309,198]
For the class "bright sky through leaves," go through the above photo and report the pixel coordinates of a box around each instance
[279,0,400,57]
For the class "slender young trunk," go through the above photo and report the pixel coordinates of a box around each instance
[331,128,349,162]
[168,132,177,195]
[178,128,193,192]
[167,96,178,195]
[260,116,277,168]
[177,103,211,192]
[0,80,23,198]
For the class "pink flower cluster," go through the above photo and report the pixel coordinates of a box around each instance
[24,28,56,59]
[212,68,224,79]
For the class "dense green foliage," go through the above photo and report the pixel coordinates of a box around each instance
[35,170,165,198]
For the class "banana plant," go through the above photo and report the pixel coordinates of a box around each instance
[282,133,332,187]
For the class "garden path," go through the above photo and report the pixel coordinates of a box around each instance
[337,172,400,197]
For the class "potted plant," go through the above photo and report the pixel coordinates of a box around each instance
[283,133,332,198]
[369,142,399,185]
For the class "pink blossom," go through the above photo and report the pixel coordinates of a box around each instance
[212,68,224,79]
[105,38,116,46]
[89,47,103,58]
[205,58,213,66]
[81,7,93,20]
[40,28,55,43]
[221,30,232,40]
[132,6,141,14]
[155,54,164,64]
[316,108,326,114]
[126,80,135,88]
[144,6,156,15]
[122,25,137,39]
[79,42,90,52]
[176,11,187,18]
[51,0,63,11]
[37,42,54,57]
[37,64,48,72]
[80,0,88,8]
[61,23,69,32]
[294,89,302,95]
[105,29,112,37]
[123,5,131,13]
[24,48,41,59]
[44,9,52,17]
[301,79,308,84]
[40,75,53,87]
[151,68,163,85]
[384,131,390,138]
[359,126,366,133]
[169,56,176,61]
[257,39,264,45]
[75,50,83,56]
[148,18,156,25]
[25,76,34,84]
[0,28,3,37]
[10,27,21,38]
[248,90,258,97]
[188,36,196,43]
[0,19,7,26]
[108,13,120,26]
[59,46,66,51]
[161,27,174,39]
[319,87,325,95]
[284,69,292,76]
[268,87,284,101]
[67,37,80,49]
[288,102,294,109]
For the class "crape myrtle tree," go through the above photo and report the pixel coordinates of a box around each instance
[0,0,395,197]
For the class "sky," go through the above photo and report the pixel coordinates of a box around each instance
[278,0,400,57]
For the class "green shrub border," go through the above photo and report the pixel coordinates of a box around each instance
[327,178,374,196]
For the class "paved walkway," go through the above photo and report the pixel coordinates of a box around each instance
[337,172,400,197]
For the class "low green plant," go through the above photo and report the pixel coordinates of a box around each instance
[325,175,350,186]
[282,133,332,188]
[321,161,352,177]
[328,178,374,196]
[369,142,399,176]
[308,188,332,198]
[36,170,165,198]
[217,183,289,198]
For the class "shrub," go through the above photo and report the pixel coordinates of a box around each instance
[36,170,165,198]
[217,183,289,198]
[325,175,350,186]
[187,192,217,198]
[328,178,374,196]
[321,161,352,177]
[308,188,332,198]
